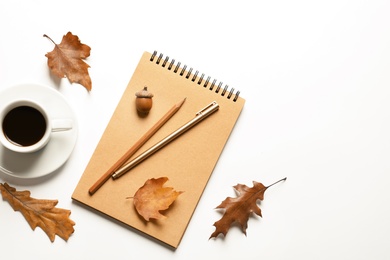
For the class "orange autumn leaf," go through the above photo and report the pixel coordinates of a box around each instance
[0,183,75,242]
[210,177,286,239]
[44,32,92,91]
[129,177,183,221]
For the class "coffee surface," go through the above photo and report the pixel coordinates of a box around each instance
[2,106,46,146]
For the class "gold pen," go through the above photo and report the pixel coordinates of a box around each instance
[112,101,219,179]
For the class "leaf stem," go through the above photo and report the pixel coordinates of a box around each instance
[43,34,56,45]
[266,177,287,189]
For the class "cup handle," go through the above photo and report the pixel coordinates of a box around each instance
[51,119,73,132]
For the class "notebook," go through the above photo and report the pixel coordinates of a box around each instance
[72,51,245,248]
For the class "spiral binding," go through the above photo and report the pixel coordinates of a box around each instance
[150,51,240,102]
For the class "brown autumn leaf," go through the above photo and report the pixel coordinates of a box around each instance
[0,183,75,242]
[210,177,286,239]
[128,177,183,221]
[44,32,92,91]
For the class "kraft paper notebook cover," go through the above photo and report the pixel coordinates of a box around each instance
[72,51,245,248]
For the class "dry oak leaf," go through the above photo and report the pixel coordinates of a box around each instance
[0,183,75,242]
[128,177,183,221]
[44,32,92,91]
[210,177,286,239]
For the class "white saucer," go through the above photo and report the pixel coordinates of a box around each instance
[0,84,78,179]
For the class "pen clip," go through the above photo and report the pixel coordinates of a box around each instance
[196,101,219,116]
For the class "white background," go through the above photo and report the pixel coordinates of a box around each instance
[1,1,390,259]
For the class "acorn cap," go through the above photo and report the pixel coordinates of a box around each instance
[135,86,154,98]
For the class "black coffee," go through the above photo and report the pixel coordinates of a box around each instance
[2,106,46,146]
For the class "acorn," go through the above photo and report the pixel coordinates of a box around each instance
[135,86,154,115]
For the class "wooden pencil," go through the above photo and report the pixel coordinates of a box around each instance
[88,97,186,195]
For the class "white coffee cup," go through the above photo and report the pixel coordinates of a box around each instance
[0,99,73,153]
